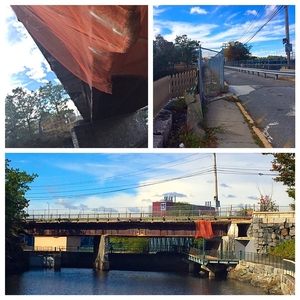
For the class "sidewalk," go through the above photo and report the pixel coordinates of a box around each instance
[202,66,272,148]
[204,93,272,148]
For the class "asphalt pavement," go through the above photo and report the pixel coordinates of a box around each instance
[223,68,295,148]
[204,67,295,148]
[204,92,271,148]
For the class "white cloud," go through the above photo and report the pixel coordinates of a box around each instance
[2,6,54,99]
[153,6,170,16]
[245,10,258,17]
[190,7,208,15]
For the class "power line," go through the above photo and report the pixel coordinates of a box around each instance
[27,165,276,201]
[242,5,284,45]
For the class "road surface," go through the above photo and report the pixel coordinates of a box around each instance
[224,68,295,148]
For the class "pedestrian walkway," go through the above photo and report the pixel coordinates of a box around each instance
[204,93,272,148]
[202,65,272,148]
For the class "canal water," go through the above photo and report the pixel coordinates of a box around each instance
[6,268,267,295]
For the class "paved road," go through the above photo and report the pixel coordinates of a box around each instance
[224,68,295,148]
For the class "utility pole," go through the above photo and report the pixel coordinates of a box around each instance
[213,153,220,215]
[284,6,291,69]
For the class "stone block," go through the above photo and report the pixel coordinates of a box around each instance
[153,109,172,148]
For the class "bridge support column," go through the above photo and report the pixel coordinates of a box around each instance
[53,254,61,269]
[182,258,198,273]
[70,111,147,148]
[201,265,215,277]
[202,263,228,278]
[94,235,110,270]
[186,261,196,273]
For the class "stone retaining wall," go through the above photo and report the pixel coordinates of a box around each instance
[247,214,295,253]
[227,260,295,295]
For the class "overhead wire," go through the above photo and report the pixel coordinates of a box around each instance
[27,153,277,201]
[236,5,265,43]
[241,5,284,45]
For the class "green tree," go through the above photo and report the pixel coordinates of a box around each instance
[35,87,51,134]
[5,87,36,141]
[5,93,23,145]
[5,159,38,272]
[42,81,71,131]
[267,153,295,204]
[153,34,175,80]
[174,34,200,69]
[5,81,76,147]
[109,237,149,253]
[224,41,252,61]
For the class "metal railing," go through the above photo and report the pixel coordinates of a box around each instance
[24,246,94,252]
[224,66,295,80]
[225,59,294,70]
[239,251,295,278]
[25,205,293,222]
[24,243,295,278]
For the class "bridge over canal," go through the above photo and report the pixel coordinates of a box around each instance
[23,213,251,276]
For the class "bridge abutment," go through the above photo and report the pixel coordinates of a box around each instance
[94,235,110,270]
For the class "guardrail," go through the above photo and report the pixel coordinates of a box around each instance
[225,66,295,80]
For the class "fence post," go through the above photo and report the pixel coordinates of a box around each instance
[198,46,204,103]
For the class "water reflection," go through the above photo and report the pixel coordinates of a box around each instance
[6,268,266,295]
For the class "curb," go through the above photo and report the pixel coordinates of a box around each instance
[236,102,273,148]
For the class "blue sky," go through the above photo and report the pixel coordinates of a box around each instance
[153,5,295,59]
[1,4,78,112]
[5,152,292,215]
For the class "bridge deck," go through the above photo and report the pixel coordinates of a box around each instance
[188,253,239,265]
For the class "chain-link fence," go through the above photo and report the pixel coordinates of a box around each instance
[198,46,224,103]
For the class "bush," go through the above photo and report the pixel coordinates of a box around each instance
[267,239,295,260]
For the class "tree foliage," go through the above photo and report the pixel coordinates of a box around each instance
[153,34,199,80]
[5,159,38,272]
[265,153,295,202]
[5,81,78,147]
[224,41,252,61]
[109,237,149,253]
[174,34,200,69]
[258,195,278,212]
[153,34,176,80]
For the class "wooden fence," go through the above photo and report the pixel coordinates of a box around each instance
[153,70,197,117]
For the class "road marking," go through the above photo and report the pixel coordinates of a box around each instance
[256,114,266,125]
[286,109,295,116]
[262,122,279,144]
[228,85,255,96]
[283,139,293,148]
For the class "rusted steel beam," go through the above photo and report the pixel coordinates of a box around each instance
[23,220,230,237]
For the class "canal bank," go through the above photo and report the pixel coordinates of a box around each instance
[227,260,295,295]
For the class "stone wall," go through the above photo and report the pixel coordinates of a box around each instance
[228,211,295,295]
[247,212,295,253]
[227,260,295,295]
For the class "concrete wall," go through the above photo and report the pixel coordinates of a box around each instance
[34,236,81,251]
[108,252,189,272]
[34,237,67,250]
